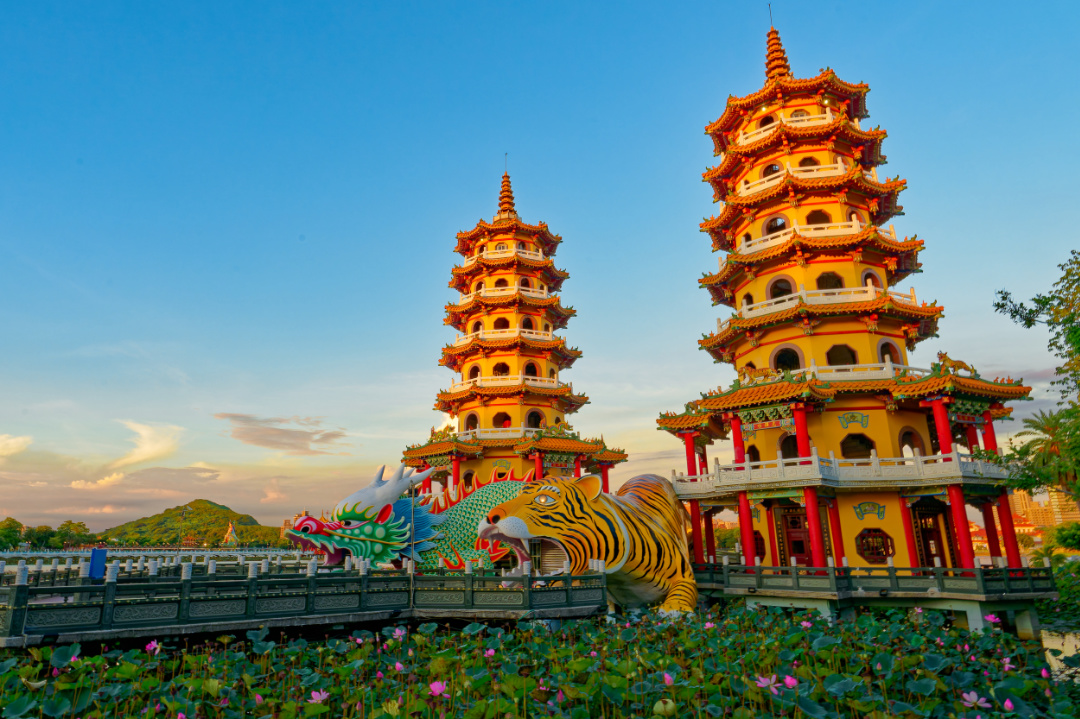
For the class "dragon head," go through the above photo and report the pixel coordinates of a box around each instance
[287,464,444,565]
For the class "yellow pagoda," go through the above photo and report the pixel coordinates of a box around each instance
[657,29,1034,583]
[404,174,626,493]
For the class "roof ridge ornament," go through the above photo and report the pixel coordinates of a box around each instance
[765,27,792,81]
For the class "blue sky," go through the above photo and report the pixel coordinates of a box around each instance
[1,2,1076,529]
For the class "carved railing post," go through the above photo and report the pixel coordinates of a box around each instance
[179,562,193,623]
[6,565,29,638]
[305,559,318,614]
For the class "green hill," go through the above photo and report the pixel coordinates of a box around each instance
[98,499,284,547]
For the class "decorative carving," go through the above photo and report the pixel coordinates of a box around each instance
[189,600,245,618]
[314,594,360,611]
[256,596,305,614]
[474,591,525,606]
[837,411,870,429]
[25,607,101,627]
[573,588,605,603]
[739,366,777,385]
[853,501,887,521]
[530,591,568,606]
[937,352,977,377]
[114,603,179,623]
[364,592,410,608]
[415,591,465,605]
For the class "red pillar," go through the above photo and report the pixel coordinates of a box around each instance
[996,490,1023,568]
[730,415,746,465]
[965,424,981,454]
[533,452,544,482]
[981,411,999,454]
[803,487,827,568]
[737,491,756,566]
[698,451,708,475]
[420,461,432,494]
[946,484,976,570]
[703,509,716,562]
[931,398,953,457]
[792,404,811,464]
[981,502,1002,561]
[683,432,704,563]
[683,433,698,475]
[599,464,610,494]
[574,455,582,478]
[897,498,921,568]
[450,455,461,495]
[826,498,845,565]
[765,502,779,567]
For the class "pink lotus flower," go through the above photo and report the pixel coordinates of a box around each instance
[1003,657,1015,671]
[1004,698,1015,711]
[429,680,450,698]
[146,640,161,656]
[255,694,264,706]
[178,714,185,719]
[52,668,59,677]
[984,614,1000,624]
[704,621,715,629]
[395,661,405,672]
[961,691,991,709]
[915,607,922,613]
[556,690,565,703]
[663,673,674,686]
[783,675,798,689]
[376,671,384,679]
[394,628,406,640]
[1042,668,1050,678]
[589,651,597,657]
[484,648,495,657]
[800,620,812,629]
[308,690,329,704]
[755,674,780,695]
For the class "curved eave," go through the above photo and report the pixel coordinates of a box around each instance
[589,449,629,464]
[439,338,583,371]
[402,439,484,461]
[449,257,569,291]
[444,295,576,331]
[434,385,590,413]
[512,437,605,456]
[454,219,562,255]
[710,167,906,207]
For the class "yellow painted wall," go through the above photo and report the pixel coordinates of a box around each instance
[833,491,913,568]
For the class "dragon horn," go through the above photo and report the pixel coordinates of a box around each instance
[408,467,434,487]
[371,465,387,486]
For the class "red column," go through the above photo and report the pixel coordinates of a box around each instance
[981,502,1002,561]
[981,411,999,454]
[684,432,704,563]
[765,502,779,567]
[683,433,698,475]
[826,499,845,565]
[703,509,716,562]
[946,484,975,569]
[792,404,811,464]
[803,487,827,568]
[737,491,756,566]
[420,461,432,494]
[965,424,981,453]
[600,464,610,493]
[898,497,921,568]
[932,398,953,457]
[698,451,708,475]
[996,490,1023,568]
[450,455,461,495]
[533,452,544,482]
[574,455,582,478]
[730,415,746,465]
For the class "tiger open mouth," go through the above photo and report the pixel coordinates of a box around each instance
[477,523,568,572]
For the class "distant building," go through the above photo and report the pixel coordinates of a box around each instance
[1009,489,1080,527]
[281,510,312,538]
[222,522,238,546]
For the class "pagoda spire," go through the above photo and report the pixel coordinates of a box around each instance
[765,27,792,80]
[495,172,518,221]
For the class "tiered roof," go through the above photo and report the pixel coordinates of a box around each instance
[403,423,627,470]
[440,336,582,372]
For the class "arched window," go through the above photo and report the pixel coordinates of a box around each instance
[464,414,479,431]
[742,293,755,309]
[493,317,510,330]
[758,115,776,128]
[494,278,509,288]
[899,429,924,457]
[495,243,507,251]
[474,282,484,293]
[471,321,483,333]
[790,109,809,119]
[742,232,752,247]
[492,362,510,376]
[522,317,535,331]
[527,411,544,429]
[855,529,895,564]
[841,433,875,459]
[816,273,843,290]
[524,362,539,377]
[753,531,767,560]
[765,217,787,235]
[492,412,512,428]
[544,323,551,332]
[848,211,863,226]
[774,348,801,371]
[462,471,475,492]
[879,341,900,364]
[779,434,800,459]
[762,163,782,178]
[516,242,525,250]
[798,156,820,167]
[548,369,556,379]
[806,209,832,225]
[769,279,793,299]
[862,271,882,289]
[519,278,531,288]
[554,416,562,424]
[468,366,481,380]
[746,445,761,463]
[826,345,858,366]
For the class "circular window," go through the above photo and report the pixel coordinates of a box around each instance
[855,529,895,564]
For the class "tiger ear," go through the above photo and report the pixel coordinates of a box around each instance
[573,474,603,501]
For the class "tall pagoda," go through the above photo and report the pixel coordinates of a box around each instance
[404,174,626,494]
[657,29,1032,576]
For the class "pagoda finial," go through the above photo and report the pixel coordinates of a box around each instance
[495,172,518,221]
[765,27,792,81]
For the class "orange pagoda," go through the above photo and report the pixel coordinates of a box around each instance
[657,29,1034,589]
[404,174,626,493]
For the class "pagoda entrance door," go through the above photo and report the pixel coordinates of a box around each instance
[780,509,812,567]
[913,499,956,569]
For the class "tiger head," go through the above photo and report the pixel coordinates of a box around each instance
[477,474,605,574]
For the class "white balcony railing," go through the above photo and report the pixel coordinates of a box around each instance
[455,426,542,441]
[738,221,896,256]
[716,283,919,332]
[456,286,550,304]
[462,247,545,267]
[452,328,555,346]
[736,108,838,146]
[672,448,1008,498]
[787,359,933,383]
[736,160,849,196]
[447,374,562,392]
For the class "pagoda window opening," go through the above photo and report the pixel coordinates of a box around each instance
[522,317,535,330]
[816,273,844,290]
[464,414,479,432]
[855,528,895,564]
[806,209,832,225]
[774,348,802,372]
[798,156,820,168]
[779,434,799,460]
[554,416,562,424]
[471,321,483,333]
[746,445,761,463]
[496,243,508,251]
[519,278,532,288]
[548,369,557,379]
[742,292,754,309]
[762,163,782,178]
[826,345,858,366]
[494,317,511,330]
[764,216,788,235]
[840,433,875,460]
[544,323,551,332]
[753,531,767,560]
[462,471,475,492]
[768,278,794,299]
[468,366,481,380]
[516,242,525,250]
[524,362,539,377]
[900,428,925,458]
[494,278,509,288]
[474,282,484,293]
[758,115,776,128]
[790,109,809,119]
[742,232,752,247]
[492,412,512,428]
[879,341,901,364]
[527,411,545,429]
[493,362,511,377]
[862,270,883,289]
[848,211,863,226]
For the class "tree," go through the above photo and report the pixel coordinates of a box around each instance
[1016,533,1036,549]
[1047,522,1080,552]
[51,520,93,548]
[995,249,1080,402]
[22,525,56,547]
[0,517,22,549]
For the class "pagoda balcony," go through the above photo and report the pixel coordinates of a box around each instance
[716,284,918,331]
[735,221,897,257]
[447,374,562,392]
[736,160,853,196]
[462,247,546,267]
[452,328,555,346]
[457,286,551,303]
[671,448,1008,499]
[454,426,542,441]
[735,108,839,146]
[787,358,934,383]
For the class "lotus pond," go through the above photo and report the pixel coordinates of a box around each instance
[0,605,1077,719]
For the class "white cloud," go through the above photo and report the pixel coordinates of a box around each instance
[261,479,287,504]
[70,472,125,490]
[108,421,182,469]
[0,434,33,463]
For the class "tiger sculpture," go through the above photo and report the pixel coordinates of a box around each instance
[478,473,698,614]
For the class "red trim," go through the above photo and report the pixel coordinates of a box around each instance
[997,491,1023,568]
[981,411,999,454]
[738,491,756,566]
[826,499,845,564]
[703,509,716,561]
[731,416,746,464]
[765,502,780,566]
[822,405,885,412]
[932,399,953,454]
[803,487,828,568]
[898,498,920,568]
[599,464,609,493]
[689,500,704,563]
[946,485,975,570]
[982,503,1002,559]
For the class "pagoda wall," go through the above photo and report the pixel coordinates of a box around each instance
[735,320,911,372]
[455,401,568,434]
